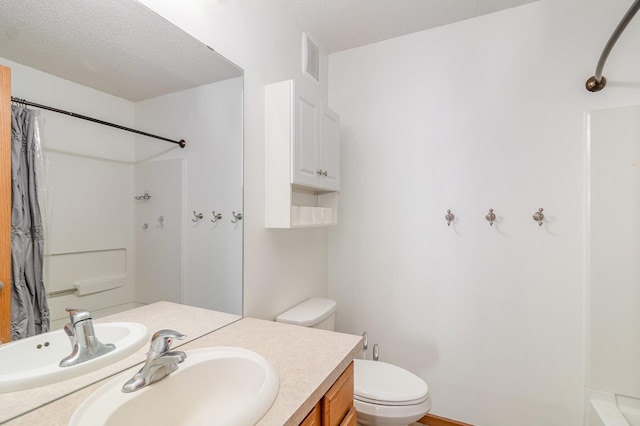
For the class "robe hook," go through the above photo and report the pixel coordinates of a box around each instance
[192,211,203,222]
[445,210,455,226]
[231,211,243,223]
[486,208,496,226]
[532,208,544,226]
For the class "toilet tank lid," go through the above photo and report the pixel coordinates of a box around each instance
[275,298,337,326]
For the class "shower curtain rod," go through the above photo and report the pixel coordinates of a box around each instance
[586,0,640,92]
[10,96,186,148]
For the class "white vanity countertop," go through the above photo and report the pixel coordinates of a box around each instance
[5,306,362,425]
[1,301,241,424]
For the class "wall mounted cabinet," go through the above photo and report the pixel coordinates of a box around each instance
[265,80,340,228]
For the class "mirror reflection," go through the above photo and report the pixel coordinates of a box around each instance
[0,0,243,420]
[1,0,243,336]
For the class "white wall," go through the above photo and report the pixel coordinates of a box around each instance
[328,0,640,425]
[139,0,332,320]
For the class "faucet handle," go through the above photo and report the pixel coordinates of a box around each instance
[148,329,186,359]
[65,307,92,325]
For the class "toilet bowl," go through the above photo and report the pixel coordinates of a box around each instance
[276,298,431,425]
[354,358,431,425]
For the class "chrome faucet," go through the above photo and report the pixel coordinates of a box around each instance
[59,308,116,367]
[121,329,186,393]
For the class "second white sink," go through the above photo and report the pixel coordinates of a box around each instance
[70,346,280,426]
[0,322,148,393]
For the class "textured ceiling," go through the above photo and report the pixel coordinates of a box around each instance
[0,0,242,101]
[279,0,538,53]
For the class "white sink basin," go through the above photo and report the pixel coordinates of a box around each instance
[0,322,148,393]
[70,346,279,426]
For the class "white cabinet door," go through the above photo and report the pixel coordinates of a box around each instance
[292,91,321,188]
[321,108,340,191]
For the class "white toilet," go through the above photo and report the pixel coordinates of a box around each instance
[276,298,432,426]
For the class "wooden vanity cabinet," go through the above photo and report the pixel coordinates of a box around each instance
[301,362,356,426]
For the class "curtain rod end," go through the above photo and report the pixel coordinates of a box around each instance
[586,75,607,92]
[179,139,186,148]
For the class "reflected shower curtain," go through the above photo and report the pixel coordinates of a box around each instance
[10,105,49,340]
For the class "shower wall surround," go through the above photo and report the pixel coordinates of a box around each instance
[587,105,640,400]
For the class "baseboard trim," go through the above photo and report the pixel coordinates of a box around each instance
[418,413,473,426]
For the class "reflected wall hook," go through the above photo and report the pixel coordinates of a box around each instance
[211,211,222,223]
[192,211,203,222]
[445,210,455,226]
[231,211,243,223]
[486,208,496,226]
[134,192,152,201]
[532,208,544,226]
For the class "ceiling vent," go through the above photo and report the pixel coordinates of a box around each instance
[302,33,319,84]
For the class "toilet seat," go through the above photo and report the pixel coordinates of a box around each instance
[353,359,429,406]
[354,395,432,425]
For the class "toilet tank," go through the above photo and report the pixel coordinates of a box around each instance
[275,298,337,331]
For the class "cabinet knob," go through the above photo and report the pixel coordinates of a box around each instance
[316,169,323,176]
[322,170,328,176]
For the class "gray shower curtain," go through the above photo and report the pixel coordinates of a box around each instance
[11,105,49,340]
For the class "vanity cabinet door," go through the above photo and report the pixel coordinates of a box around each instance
[300,401,322,426]
[340,406,357,426]
[298,362,355,426]
[322,362,354,426]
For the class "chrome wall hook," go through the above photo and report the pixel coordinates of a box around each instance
[192,211,203,222]
[211,211,222,223]
[445,209,455,226]
[532,208,544,226]
[133,192,152,201]
[231,211,243,223]
[486,208,496,226]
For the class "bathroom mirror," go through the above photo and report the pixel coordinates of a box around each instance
[586,105,640,416]
[0,0,243,421]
